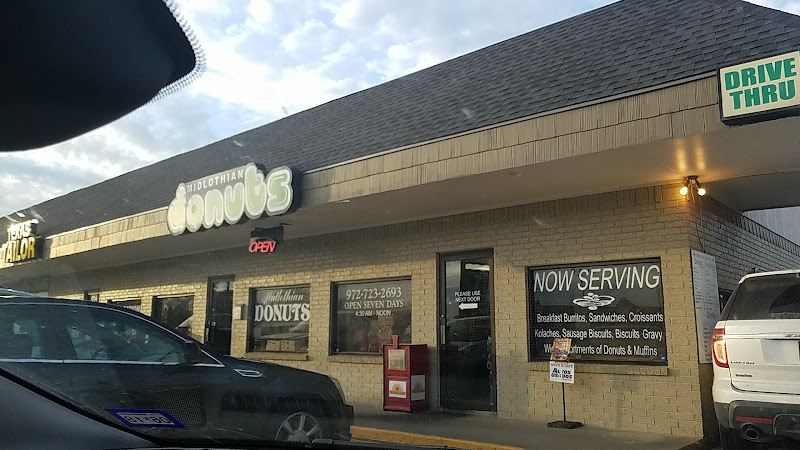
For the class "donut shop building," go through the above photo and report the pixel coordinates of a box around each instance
[3,0,800,440]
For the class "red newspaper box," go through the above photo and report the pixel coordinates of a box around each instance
[383,336,428,412]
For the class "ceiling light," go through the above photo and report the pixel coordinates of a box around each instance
[679,175,707,197]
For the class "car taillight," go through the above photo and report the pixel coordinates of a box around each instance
[712,327,728,368]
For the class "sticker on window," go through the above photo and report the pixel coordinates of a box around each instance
[105,408,185,428]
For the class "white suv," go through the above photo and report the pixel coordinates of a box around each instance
[712,270,800,449]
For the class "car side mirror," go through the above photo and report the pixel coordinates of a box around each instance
[182,341,207,365]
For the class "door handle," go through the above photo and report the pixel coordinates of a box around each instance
[487,360,492,371]
[440,325,446,343]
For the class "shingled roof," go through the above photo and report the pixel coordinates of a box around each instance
[6,0,800,236]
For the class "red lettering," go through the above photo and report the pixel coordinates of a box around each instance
[248,240,277,253]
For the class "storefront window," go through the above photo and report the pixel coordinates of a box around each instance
[109,299,142,313]
[332,278,411,354]
[528,259,667,365]
[248,286,310,353]
[152,295,193,336]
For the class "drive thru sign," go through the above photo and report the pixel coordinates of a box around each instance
[719,51,800,124]
[549,361,575,384]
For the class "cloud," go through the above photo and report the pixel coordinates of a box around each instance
[746,0,800,13]
[246,0,273,30]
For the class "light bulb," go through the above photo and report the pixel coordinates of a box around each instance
[680,185,689,196]
[697,186,706,196]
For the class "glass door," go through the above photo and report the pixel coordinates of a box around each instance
[206,278,233,355]
[438,250,496,411]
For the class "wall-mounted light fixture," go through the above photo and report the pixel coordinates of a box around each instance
[680,175,706,197]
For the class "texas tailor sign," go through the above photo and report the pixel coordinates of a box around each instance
[528,258,667,365]
[719,51,800,124]
[167,163,298,236]
[1,219,43,264]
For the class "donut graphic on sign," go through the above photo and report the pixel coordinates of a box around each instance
[388,380,407,398]
[572,293,615,310]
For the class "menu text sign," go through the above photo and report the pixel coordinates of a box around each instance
[691,251,721,364]
[528,259,667,364]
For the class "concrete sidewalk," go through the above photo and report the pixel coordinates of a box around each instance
[351,409,700,450]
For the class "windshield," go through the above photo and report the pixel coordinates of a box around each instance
[3,0,800,448]
[725,273,800,320]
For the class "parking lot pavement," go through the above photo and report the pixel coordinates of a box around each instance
[351,409,700,450]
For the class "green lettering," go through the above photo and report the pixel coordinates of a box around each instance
[265,167,294,215]
[724,71,740,90]
[761,84,778,104]
[744,87,760,107]
[757,64,766,84]
[729,91,743,109]
[785,57,797,77]
[742,67,757,87]
[765,61,783,81]
[779,80,796,101]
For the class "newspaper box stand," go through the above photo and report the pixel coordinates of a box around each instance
[383,336,428,412]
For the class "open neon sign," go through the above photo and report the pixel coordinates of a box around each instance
[249,239,276,253]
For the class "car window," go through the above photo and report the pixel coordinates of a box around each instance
[60,307,188,363]
[727,274,800,320]
[0,305,48,360]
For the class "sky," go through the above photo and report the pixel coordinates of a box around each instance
[1,0,799,217]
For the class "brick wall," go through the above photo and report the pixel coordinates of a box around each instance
[692,197,800,290]
[49,185,725,437]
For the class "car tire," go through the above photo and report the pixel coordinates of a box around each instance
[274,408,326,443]
[719,424,763,450]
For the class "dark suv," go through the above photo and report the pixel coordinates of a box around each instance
[0,294,353,444]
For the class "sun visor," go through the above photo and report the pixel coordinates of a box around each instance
[0,0,204,151]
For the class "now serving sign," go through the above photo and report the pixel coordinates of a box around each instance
[719,51,800,123]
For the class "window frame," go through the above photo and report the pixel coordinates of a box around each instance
[247,284,311,353]
[329,276,412,355]
[526,258,668,366]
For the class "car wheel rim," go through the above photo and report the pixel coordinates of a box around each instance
[276,411,322,442]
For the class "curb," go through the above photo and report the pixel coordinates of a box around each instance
[350,426,525,450]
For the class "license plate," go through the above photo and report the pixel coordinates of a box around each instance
[106,409,185,428]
